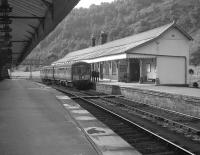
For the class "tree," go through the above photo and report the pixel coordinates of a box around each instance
[28,0,200,65]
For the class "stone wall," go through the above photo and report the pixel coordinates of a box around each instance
[96,84,113,95]
[96,83,200,118]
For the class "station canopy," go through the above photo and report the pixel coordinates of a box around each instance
[52,22,193,65]
[52,22,181,65]
[0,0,80,66]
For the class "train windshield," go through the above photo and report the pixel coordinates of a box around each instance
[74,64,90,75]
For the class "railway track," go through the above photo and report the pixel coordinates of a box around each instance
[81,89,200,142]
[100,97,200,139]
[52,85,198,155]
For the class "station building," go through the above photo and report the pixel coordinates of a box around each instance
[53,22,193,85]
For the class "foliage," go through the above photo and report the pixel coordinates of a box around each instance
[28,0,200,65]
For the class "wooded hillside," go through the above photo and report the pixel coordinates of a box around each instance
[28,0,200,65]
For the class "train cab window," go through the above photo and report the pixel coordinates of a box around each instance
[74,67,80,74]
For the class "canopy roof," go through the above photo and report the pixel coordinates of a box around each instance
[0,0,80,66]
[53,22,192,65]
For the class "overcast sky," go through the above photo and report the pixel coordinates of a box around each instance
[76,0,114,8]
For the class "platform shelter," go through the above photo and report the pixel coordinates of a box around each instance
[53,22,193,85]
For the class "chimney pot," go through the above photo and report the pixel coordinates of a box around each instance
[100,31,107,45]
[91,35,96,47]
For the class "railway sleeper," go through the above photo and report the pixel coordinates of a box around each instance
[117,97,148,107]
[121,133,148,140]
[192,135,200,142]
[145,151,175,155]
[133,144,172,155]
[114,127,136,131]
[91,99,111,105]
[167,122,199,135]
[115,130,142,136]
[127,136,153,143]
[137,145,169,152]
[107,124,128,129]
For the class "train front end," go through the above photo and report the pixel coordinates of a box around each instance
[72,62,92,89]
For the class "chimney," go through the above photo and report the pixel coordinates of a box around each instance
[91,35,96,47]
[100,31,107,45]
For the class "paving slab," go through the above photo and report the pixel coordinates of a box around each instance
[0,79,98,155]
[55,92,142,155]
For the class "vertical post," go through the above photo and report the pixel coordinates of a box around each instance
[127,58,130,82]
[155,57,160,85]
[117,60,120,81]
[29,62,32,80]
[139,59,143,83]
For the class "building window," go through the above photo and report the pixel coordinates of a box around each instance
[112,61,117,75]
[147,63,151,73]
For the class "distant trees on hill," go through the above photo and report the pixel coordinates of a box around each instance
[28,0,200,65]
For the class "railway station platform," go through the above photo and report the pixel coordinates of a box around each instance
[0,79,141,155]
[96,81,200,118]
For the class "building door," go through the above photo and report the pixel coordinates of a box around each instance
[129,62,140,82]
[157,57,185,84]
[100,63,103,79]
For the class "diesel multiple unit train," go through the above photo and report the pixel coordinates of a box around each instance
[40,61,200,89]
[40,61,92,89]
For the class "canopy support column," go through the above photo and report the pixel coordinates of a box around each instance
[139,59,143,83]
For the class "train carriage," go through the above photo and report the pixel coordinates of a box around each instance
[41,61,91,89]
[54,63,72,84]
[40,66,54,82]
